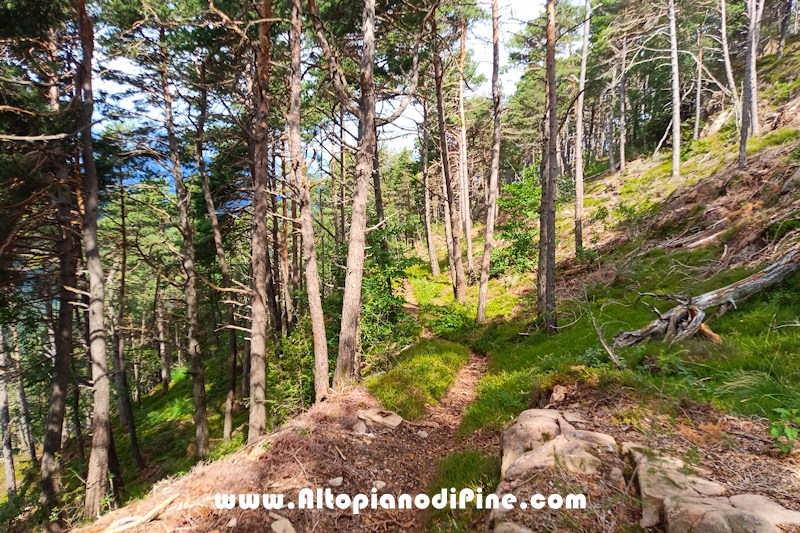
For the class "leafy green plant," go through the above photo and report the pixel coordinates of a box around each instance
[770,408,800,453]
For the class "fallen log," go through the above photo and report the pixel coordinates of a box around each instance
[613,248,800,347]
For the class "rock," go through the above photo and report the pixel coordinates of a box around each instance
[664,496,781,533]
[417,430,428,438]
[563,430,616,449]
[781,166,800,194]
[373,480,386,490]
[269,512,287,521]
[728,494,800,525]
[623,442,726,528]
[549,384,569,404]
[500,412,561,475]
[271,519,296,533]
[328,476,343,487]
[506,435,603,477]
[609,467,625,489]
[226,517,238,528]
[357,408,404,429]
[562,411,586,424]
[494,522,535,533]
[353,420,368,434]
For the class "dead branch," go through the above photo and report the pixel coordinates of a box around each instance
[614,248,800,347]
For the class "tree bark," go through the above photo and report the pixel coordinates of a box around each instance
[40,33,72,512]
[750,0,764,136]
[739,0,761,168]
[112,181,145,470]
[574,0,591,253]
[422,99,441,276]
[458,19,475,280]
[248,0,273,441]
[0,328,15,497]
[159,27,209,460]
[328,0,379,388]
[434,25,467,302]
[476,0,502,324]
[538,0,559,333]
[618,39,627,173]
[442,173,457,288]
[154,281,170,393]
[668,0,681,179]
[694,27,704,140]
[11,326,37,466]
[290,0,329,403]
[719,0,741,125]
[195,62,238,443]
[778,0,793,59]
[73,0,114,518]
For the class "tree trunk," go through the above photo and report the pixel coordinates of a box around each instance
[290,0,329,403]
[608,68,617,173]
[40,38,73,512]
[694,27,704,140]
[538,0,559,333]
[160,27,209,461]
[281,146,296,331]
[574,0,591,253]
[11,326,37,465]
[442,174,457,288]
[153,285,170,395]
[434,26,467,302]
[618,39,627,173]
[422,100,440,276]
[750,0,764,136]
[778,0,793,59]
[668,0,681,179]
[458,20,475,280]
[0,328,15,497]
[248,0,273,441]
[740,0,759,168]
[720,0,741,125]
[73,0,113,518]
[113,180,145,470]
[477,0,502,324]
[196,63,238,443]
[615,248,800,347]
[331,0,379,388]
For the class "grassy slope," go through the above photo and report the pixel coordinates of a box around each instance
[410,44,800,532]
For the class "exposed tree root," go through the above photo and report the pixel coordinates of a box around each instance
[613,248,800,347]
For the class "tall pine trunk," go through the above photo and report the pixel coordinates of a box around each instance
[112,180,145,470]
[668,0,681,179]
[574,0,591,253]
[694,27,704,140]
[248,0,273,440]
[778,0,793,59]
[196,62,238,443]
[0,328,15,497]
[74,0,114,518]
[458,20,474,279]
[720,0,740,124]
[434,23,467,302]
[290,0,329,402]
[159,27,209,460]
[422,100,440,276]
[476,0,502,324]
[332,0,379,388]
[538,0,558,333]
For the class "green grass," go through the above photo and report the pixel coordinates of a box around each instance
[366,339,470,420]
[747,128,800,154]
[425,450,500,533]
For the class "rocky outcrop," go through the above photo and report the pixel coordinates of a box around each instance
[492,408,800,533]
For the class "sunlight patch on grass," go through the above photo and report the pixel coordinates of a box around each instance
[366,338,470,419]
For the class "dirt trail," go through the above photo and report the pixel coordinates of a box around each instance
[73,337,487,533]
